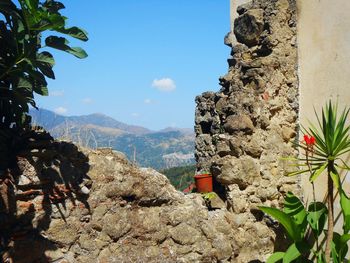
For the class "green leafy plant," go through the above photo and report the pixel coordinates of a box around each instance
[260,101,350,263]
[0,1,88,261]
[0,0,88,128]
[202,192,217,201]
[202,192,217,208]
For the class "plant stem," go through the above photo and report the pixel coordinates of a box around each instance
[325,164,334,263]
[311,182,319,250]
[306,149,319,251]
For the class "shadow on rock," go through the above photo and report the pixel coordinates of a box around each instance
[0,128,91,262]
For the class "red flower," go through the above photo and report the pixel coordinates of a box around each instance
[304,134,316,146]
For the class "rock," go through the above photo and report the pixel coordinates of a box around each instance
[212,234,233,260]
[212,156,260,187]
[229,137,243,157]
[46,220,79,247]
[234,9,264,47]
[194,1,299,261]
[169,223,201,245]
[215,97,227,114]
[102,210,131,240]
[282,126,296,142]
[224,31,234,47]
[215,138,231,157]
[209,193,226,209]
[224,114,255,135]
[237,2,254,15]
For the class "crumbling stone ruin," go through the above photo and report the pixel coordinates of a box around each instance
[1,130,246,263]
[195,0,300,261]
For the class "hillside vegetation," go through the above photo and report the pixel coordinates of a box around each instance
[160,164,195,191]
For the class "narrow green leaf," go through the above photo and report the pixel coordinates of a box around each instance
[317,251,326,263]
[330,170,341,190]
[287,169,310,177]
[310,162,327,182]
[259,206,301,241]
[283,243,301,263]
[267,252,285,263]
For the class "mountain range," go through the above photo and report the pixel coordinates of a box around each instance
[29,109,195,169]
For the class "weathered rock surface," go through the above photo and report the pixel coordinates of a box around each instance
[2,130,249,263]
[195,0,300,261]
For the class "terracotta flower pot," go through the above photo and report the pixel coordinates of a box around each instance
[194,174,213,193]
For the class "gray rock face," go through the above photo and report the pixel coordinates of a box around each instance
[195,0,300,261]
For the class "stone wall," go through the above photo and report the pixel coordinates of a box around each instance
[1,130,253,263]
[195,0,300,261]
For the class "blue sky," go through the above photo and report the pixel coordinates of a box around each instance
[36,1,230,130]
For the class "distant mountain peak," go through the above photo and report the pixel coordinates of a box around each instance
[30,108,152,135]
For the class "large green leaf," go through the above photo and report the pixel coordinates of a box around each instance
[331,233,350,262]
[43,1,65,13]
[45,36,88,58]
[17,77,32,91]
[37,63,55,79]
[267,252,284,263]
[31,14,65,31]
[340,190,350,234]
[35,51,55,78]
[56,26,88,41]
[36,51,55,66]
[259,206,301,242]
[283,192,307,228]
[307,202,327,237]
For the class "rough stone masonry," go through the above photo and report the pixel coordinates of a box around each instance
[195,0,300,261]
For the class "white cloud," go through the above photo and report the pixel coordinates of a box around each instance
[151,78,176,92]
[82,98,93,104]
[144,98,154,104]
[50,90,64,97]
[131,113,140,118]
[54,107,68,115]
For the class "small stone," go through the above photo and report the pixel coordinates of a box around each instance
[224,31,234,47]
[18,175,31,186]
[282,127,296,142]
[234,9,264,47]
[170,223,201,245]
[79,185,90,195]
[212,156,260,187]
[224,114,254,135]
[209,194,226,209]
